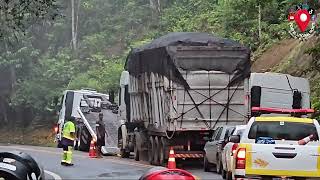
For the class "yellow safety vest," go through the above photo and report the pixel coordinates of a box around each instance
[63,121,76,141]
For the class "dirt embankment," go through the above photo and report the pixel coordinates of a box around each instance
[252,39,300,72]
[252,37,318,75]
[0,127,56,147]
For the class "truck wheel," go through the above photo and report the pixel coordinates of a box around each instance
[133,139,139,161]
[148,137,154,165]
[74,140,79,150]
[57,140,63,148]
[79,128,91,152]
[153,136,160,165]
[159,137,166,166]
[120,149,130,158]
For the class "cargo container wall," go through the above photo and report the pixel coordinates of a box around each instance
[128,46,251,134]
[169,70,250,132]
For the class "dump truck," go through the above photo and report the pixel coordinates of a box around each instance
[117,33,313,166]
[117,32,252,165]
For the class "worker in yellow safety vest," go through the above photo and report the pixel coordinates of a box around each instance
[61,117,76,166]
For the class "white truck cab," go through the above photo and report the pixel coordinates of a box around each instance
[56,89,104,147]
[231,116,320,179]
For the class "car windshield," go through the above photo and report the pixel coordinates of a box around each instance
[248,121,318,141]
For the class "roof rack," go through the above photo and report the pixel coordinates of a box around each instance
[252,107,314,115]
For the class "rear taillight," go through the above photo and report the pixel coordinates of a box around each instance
[231,143,239,156]
[54,125,58,133]
[236,148,246,169]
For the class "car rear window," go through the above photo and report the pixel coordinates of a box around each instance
[248,121,318,141]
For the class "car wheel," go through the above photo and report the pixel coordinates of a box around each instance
[216,157,222,174]
[226,171,232,180]
[204,155,211,172]
[222,169,226,179]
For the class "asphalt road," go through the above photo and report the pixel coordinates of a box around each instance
[0,145,222,180]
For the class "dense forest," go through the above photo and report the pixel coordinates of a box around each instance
[1,0,320,128]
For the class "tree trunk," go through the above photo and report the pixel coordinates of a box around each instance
[71,0,77,51]
[157,0,161,14]
[75,0,80,46]
[150,0,161,15]
[258,2,261,41]
[0,96,8,124]
[109,90,115,104]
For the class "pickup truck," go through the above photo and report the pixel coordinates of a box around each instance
[221,125,247,180]
[229,116,320,180]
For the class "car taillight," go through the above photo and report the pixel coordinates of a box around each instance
[231,143,239,156]
[236,148,246,169]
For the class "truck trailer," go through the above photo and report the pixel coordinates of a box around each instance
[117,32,252,165]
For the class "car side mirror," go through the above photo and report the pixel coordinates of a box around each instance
[203,137,211,141]
[229,135,240,143]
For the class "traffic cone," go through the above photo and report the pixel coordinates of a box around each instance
[89,140,97,158]
[167,147,176,169]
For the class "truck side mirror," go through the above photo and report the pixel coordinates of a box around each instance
[229,135,240,143]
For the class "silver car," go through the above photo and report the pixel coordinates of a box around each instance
[203,125,235,173]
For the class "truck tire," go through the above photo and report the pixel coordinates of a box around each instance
[133,138,139,161]
[153,136,160,166]
[79,128,91,152]
[159,137,166,166]
[148,137,154,165]
[74,140,79,150]
[120,149,130,158]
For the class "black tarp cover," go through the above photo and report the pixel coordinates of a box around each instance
[125,32,251,88]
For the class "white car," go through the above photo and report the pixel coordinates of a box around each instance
[229,116,320,180]
[221,125,246,180]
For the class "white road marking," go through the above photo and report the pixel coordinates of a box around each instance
[44,170,62,180]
